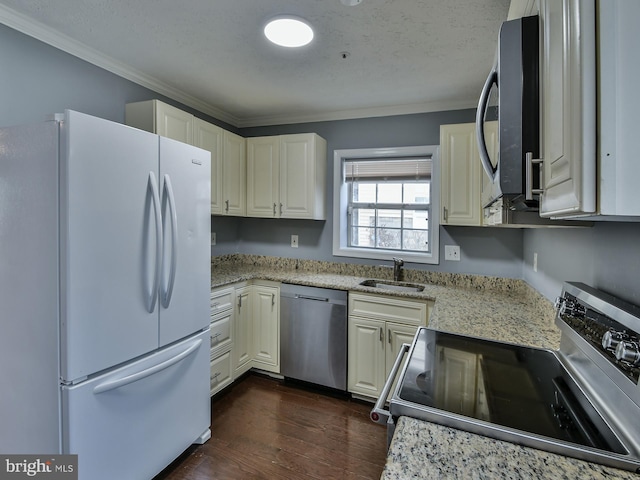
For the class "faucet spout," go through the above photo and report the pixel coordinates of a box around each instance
[392,257,404,282]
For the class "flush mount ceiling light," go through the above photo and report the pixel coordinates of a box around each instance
[264,16,314,48]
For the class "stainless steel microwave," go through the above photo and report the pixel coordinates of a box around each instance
[476,15,540,212]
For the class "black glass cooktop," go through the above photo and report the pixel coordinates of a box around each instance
[397,328,626,454]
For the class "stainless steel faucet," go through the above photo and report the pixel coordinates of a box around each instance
[392,257,404,281]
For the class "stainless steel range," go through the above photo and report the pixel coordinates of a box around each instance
[371,282,640,473]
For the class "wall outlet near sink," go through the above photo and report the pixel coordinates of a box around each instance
[444,245,460,261]
[291,234,299,248]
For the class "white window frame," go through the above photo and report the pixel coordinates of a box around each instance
[333,146,440,265]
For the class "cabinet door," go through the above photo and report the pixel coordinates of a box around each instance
[210,350,233,397]
[222,131,246,216]
[233,287,252,376]
[440,123,482,226]
[252,284,280,372]
[279,134,317,219]
[193,119,224,215]
[348,316,386,398]
[247,137,280,218]
[155,102,193,144]
[385,322,418,401]
[538,0,596,217]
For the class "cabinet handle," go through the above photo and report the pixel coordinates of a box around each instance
[443,207,448,222]
[225,199,229,212]
[525,152,544,201]
[271,293,275,307]
[212,332,221,340]
[237,294,242,308]
[273,203,277,216]
[388,329,391,344]
[212,372,221,380]
[379,327,384,343]
[279,203,283,216]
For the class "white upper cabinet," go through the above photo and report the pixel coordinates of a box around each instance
[126,99,246,217]
[440,121,497,226]
[246,133,327,220]
[538,0,640,220]
[125,99,193,144]
[246,136,280,217]
[280,134,327,220]
[538,0,597,218]
[193,118,223,215]
[221,130,247,217]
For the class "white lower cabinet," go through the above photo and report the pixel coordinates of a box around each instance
[252,283,280,372]
[210,350,233,396]
[348,292,431,399]
[231,281,281,380]
[210,286,235,396]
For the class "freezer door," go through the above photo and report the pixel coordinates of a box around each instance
[60,111,161,382]
[158,137,211,346]
[61,330,211,480]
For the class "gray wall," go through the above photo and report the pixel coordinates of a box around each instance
[0,24,236,132]
[523,222,640,305]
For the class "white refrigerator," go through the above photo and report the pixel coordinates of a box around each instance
[0,110,212,479]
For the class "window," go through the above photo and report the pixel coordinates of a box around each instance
[333,146,440,264]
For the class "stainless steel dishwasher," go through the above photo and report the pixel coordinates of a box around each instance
[280,283,348,391]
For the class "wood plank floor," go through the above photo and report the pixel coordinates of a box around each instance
[154,374,388,480]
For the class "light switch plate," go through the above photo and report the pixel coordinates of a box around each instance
[291,235,299,248]
[444,245,460,261]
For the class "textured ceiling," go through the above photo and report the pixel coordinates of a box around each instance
[0,0,510,127]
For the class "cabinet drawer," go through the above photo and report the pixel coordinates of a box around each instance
[210,350,233,396]
[210,311,232,355]
[211,287,234,315]
[349,292,427,326]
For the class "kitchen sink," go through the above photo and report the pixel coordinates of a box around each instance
[359,279,425,293]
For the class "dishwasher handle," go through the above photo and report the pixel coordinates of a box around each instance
[370,343,410,425]
[294,294,330,302]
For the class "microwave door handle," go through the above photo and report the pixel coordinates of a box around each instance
[476,64,498,181]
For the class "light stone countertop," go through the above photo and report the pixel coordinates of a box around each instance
[211,255,639,479]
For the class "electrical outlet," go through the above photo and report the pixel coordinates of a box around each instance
[291,234,299,248]
[444,245,460,261]
[211,232,216,245]
[533,252,538,272]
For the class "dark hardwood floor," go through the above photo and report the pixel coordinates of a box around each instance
[154,374,388,480]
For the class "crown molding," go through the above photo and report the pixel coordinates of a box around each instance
[236,99,478,128]
[0,4,241,127]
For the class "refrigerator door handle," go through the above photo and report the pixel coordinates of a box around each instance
[147,171,163,313]
[161,174,178,308]
[92,338,202,394]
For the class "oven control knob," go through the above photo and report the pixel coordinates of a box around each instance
[614,341,640,366]
[602,330,624,353]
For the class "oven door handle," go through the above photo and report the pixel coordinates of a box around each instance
[370,342,411,425]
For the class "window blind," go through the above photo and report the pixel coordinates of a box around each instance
[344,157,431,181]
